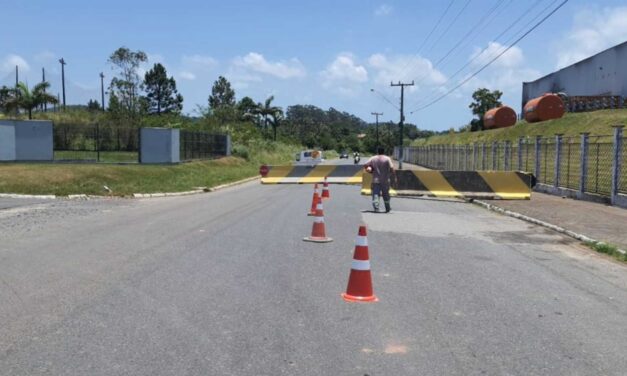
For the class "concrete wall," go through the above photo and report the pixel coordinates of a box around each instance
[140,128,180,164]
[522,41,627,112]
[0,120,53,161]
[0,123,16,161]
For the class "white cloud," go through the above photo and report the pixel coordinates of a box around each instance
[470,42,524,69]
[1,54,30,74]
[182,54,218,68]
[374,4,393,16]
[555,6,627,68]
[320,53,368,95]
[34,50,56,63]
[232,52,306,79]
[367,53,446,89]
[179,71,196,80]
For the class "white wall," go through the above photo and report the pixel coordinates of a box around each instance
[522,41,627,111]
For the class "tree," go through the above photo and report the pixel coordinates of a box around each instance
[0,85,11,114]
[237,96,258,122]
[257,96,283,141]
[143,63,183,115]
[208,76,235,110]
[87,99,101,112]
[468,88,503,131]
[108,47,147,115]
[4,82,58,119]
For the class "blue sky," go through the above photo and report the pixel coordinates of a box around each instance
[2,0,627,130]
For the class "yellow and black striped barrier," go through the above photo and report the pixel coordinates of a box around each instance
[260,164,535,200]
[260,164,363,184]
[361,170,534,200]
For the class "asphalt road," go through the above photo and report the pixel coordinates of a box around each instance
[2,160,627,375]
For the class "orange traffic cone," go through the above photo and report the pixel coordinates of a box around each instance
[308,184,320,216]
[342,225,378,302]
[303,196,333,243]
[321,176,330,200]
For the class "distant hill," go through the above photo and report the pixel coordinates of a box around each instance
[413,109,627,145]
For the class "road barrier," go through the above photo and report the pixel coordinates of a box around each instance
[260,164,363,184]
[361,170,535,200]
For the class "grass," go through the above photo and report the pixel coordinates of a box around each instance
[0,141,301,196]
[583,241,627,263]
[413,109,627,146]
[54,151,139,163]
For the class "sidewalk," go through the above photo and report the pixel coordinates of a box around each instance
[393,160,627,250]
[486,192,627,250]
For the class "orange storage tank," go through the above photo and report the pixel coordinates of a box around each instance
[483,106,517,129]
[524,93,565,123]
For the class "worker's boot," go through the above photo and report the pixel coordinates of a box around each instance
[384,201,391,213]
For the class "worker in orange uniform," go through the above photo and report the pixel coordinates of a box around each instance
[364,147,396,213]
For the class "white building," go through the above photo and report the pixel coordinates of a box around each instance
[522,40,627,112]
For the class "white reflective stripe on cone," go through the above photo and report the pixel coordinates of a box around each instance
[351,259,371,271]
[314,216,325,223]
[316,204,323,210]
[355,236,368,247]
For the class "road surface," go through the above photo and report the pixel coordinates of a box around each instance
[1,159,627,375]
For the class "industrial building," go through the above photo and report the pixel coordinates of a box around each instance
[522,40,627,113]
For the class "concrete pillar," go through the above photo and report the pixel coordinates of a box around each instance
[554,134,563,188]
[534,136,542,182]
[504,141,511,171]
[579,133,589,197]
[518,137,524,171]
[611,125,624,205]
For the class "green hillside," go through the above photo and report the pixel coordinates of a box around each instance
[413,109,627,145]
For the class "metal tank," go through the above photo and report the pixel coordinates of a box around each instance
[483,106,517,129]
[523,93,565,123]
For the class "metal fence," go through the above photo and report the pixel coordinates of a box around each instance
[53,123,140,163]
[398,126,626,205]
[179,131,230,161]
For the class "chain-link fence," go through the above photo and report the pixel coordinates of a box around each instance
[399,127,626,204]
[53,123,139,163]
[179,131,230,161]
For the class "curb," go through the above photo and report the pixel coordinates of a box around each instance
[0,176,261,200]
[132,175,260,198]
[472,199,627,255]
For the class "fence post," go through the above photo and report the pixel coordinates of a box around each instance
[534,136,542,182]
[579,133,589,197]
[463,145,468,171]
[491,141,497,170]
[472,143,477,170]
[611,125,624,205]
[482,143,487,170]
[554,134,563,188]
[504,140,511,170]
[518,137,524,171]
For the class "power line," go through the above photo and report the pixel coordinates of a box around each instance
[425,0,473,54]
[370,88,400,110]
[410,0,569,114]
[397,0,456,79]
[412,0,504,88]
[409,0,548,109]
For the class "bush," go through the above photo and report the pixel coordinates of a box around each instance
[232,144,250,160]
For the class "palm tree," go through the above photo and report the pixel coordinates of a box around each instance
[5,82,58,119]
[257,96,283,141]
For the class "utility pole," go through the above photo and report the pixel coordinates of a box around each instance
[390,80,414,169]
[15,65,19,116]
[42,67,47,112]
[99,72,105,111]
[59,58,66,110]
[371,112,383,150]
